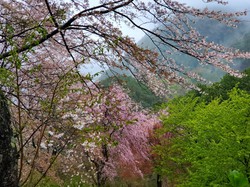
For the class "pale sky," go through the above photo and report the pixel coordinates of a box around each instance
[177,0,250,10]
[126,0,250,42]
[86,0,250,42]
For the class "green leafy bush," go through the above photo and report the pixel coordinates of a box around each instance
[155,88,250,186]
[228,170,250,187]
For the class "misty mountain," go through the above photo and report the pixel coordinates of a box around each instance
[99,16,250,83]
[97,15,250,107]
[138,18,250,82]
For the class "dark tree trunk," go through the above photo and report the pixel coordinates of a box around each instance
[95,160,106,187]
[157,174,162,187]
[0,91,18,187]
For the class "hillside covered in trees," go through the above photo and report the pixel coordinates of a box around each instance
[155,68,250,186]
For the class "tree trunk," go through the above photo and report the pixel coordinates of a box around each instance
[157,174,162,187]
[0,90,18,187]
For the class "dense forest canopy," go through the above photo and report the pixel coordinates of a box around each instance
[0,0,250,186]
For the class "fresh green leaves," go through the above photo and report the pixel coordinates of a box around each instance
[100,76,163,108]
[228,170,250,187]
[155,87,250,186]
[0,68,14,87]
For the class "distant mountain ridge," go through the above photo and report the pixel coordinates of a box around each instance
[97,13,250,106]
[99,17,250,83]
[137,18,250,82]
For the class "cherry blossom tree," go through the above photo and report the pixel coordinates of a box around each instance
[1,0,250,90]
[9,53,85,186]
[58,84,160,186]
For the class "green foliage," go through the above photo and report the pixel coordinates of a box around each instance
[228,170,250,187]
[100,76,163,108]
[105,175,158,187]
[61,174,157,187]
[22,170,61,187]
[34,179,60,187]
[155,88,250,186]
[0,68,14,87]
[193,68,250,103]
[63,175,90,187]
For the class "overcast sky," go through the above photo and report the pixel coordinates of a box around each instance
[124,0,250,42]
[86,0,250,42]
[177,0,250,9]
